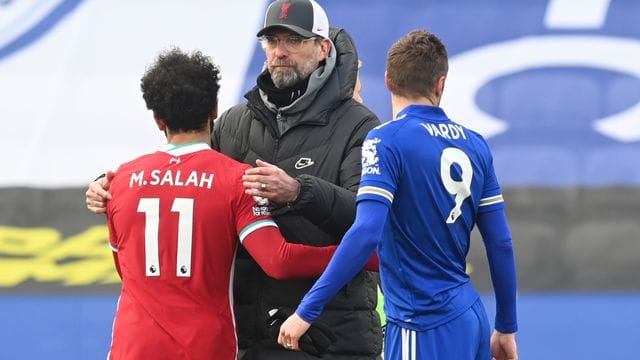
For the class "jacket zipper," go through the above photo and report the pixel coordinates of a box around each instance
[274,111,282,161]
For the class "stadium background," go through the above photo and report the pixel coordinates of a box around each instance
[1,0,639,358]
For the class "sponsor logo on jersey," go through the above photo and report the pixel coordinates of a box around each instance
[252,196,270,216]
[252,206,270,216]
[362,138,381,175]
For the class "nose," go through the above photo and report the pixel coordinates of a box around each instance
[274,41,289,57]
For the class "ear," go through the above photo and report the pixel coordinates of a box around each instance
[154,116,166,131]
[384,70,391,91]
[318,38,332,61]
[435,75,446,99]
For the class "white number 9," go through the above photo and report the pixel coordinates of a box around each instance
[440,147,473,223]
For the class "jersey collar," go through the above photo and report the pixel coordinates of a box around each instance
[160,142,210,156]
[395,104,449,122]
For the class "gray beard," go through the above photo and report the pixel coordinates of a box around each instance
[271,68,301,89]
[269,53,320,89]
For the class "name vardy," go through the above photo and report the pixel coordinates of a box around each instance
[420,122,467,140]
[129,170,214,189]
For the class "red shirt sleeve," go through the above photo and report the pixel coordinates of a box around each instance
[242,226,380,278]
[106,206,123,279]
[234,169,378,278]
[242,227,337,279]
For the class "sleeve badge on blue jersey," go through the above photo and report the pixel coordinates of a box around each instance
[362,138,382,175]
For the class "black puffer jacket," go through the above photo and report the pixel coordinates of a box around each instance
[212,28,382,359]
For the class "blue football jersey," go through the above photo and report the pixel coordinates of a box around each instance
[357,105,505,330]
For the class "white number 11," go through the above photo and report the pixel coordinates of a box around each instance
[137,197,194,278]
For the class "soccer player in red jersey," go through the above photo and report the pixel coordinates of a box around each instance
[105,48,365,360]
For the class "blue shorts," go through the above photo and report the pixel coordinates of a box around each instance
[384,299,490,360]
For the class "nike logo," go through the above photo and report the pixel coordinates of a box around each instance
[294,157,314,169]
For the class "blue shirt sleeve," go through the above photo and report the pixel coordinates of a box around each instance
[478,142,506,213]
[295,199,389,323]
[357,128,400,207]
[476,208,518,333]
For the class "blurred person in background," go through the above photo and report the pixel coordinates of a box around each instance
[278,29,519,360]
[87,0,383,358]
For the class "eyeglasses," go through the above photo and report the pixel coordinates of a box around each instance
[259,35,317,52]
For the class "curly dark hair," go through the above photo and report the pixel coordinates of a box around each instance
[141,47,221,132]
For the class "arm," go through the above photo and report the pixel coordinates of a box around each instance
[292,116,379,235]
[477,208,518,360]
[111,251,122,279]
[243,114,379,237]
[86,170,115,214]
[288,174,357,236]
[106,209,122,279]
[278,199,386,350]
[242,165,360,240]
[243,160,358,238]
[242,226,378,279]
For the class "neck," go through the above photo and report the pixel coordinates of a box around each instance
[166,131,211,147]
[390,94,439,119]
[258,71,309,108]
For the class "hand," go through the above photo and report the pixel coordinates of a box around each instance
[491,330,518,360]
[278,312,311,351]
[85,170,115,214]
[268,308,336,355]
[243,159,300,204]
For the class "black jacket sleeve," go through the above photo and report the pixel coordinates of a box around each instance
[284,110,380,237]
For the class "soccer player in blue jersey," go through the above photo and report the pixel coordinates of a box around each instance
[278,29,519,360]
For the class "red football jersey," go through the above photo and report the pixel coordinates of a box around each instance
[106,143,276,360]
